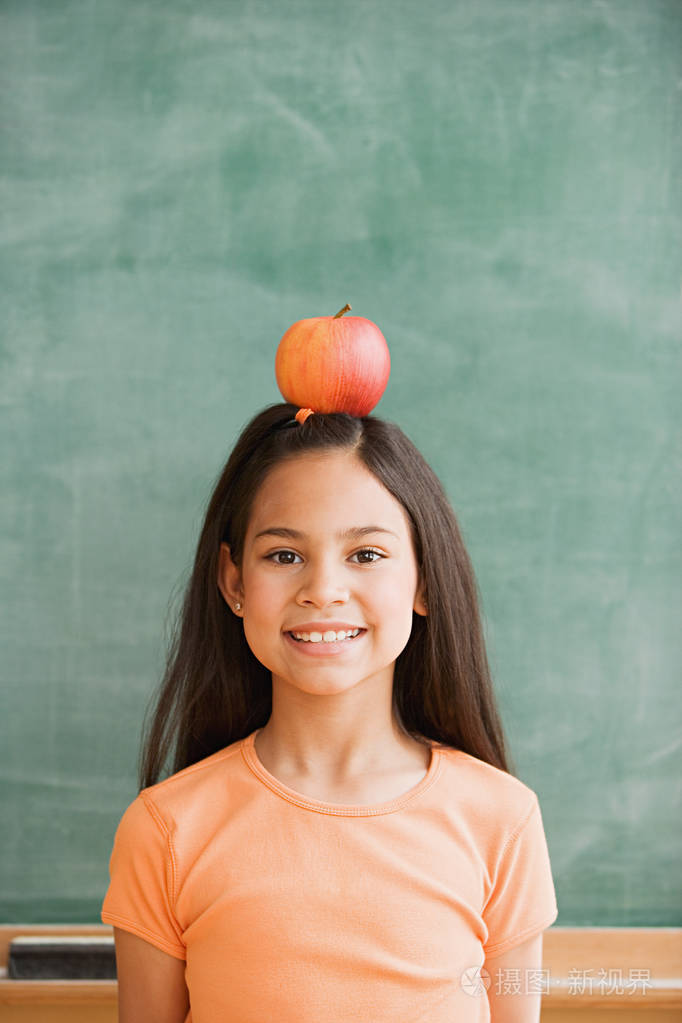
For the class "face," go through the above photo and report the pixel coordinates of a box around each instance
[218,449,426,699]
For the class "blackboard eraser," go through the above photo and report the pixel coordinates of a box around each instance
[8,936,116,980]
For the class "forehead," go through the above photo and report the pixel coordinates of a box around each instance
[246,450,412,539]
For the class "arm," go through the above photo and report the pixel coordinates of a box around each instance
[484,932,544,1023]
[114,927,190,1023]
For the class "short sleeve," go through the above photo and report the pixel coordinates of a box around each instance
[481,793,558,960]
[101,792,186,960]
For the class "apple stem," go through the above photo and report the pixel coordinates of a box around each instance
[333,304,352,318]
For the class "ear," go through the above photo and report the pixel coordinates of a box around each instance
[413,581,427,618]
[218,543,244,616]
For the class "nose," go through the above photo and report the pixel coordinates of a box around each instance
[296,557,349,609]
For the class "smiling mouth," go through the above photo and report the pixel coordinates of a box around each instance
[287,628,366,644]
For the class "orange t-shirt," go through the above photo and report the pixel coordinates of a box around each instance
[101,729,558,1022]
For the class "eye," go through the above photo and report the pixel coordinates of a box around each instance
[350,548,385,564]
[266,549,302,565]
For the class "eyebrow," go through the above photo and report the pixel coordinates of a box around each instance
[253,525,400,542]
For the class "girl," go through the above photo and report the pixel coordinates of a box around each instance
[102,403,558,1023]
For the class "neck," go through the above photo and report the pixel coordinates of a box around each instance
[255,679,426,785]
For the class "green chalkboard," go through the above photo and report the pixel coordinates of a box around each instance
[2,0,680,926]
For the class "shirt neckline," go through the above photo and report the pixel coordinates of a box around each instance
[241,728,442,816]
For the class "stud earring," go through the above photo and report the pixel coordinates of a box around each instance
[234,602,242,611]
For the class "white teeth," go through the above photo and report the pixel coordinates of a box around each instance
[291,628,361,643]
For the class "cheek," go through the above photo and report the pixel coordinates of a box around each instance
[376,575,419,630]
[242,584,278,634]
[381,602,418,662]
[238,573,273,643]
[241,564,281,605]
[241,613,281,674]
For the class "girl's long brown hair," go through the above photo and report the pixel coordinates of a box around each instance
[138,403,513,790]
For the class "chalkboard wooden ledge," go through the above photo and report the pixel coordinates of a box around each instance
[0,926,116,1005]
[0,925,680,1015]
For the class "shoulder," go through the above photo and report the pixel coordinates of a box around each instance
[430,746,555,911]
[109,736,250,879]
[433,745,542,842]
[140,737,246,818]
[114,737,247,846]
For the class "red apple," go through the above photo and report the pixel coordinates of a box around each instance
[275,304,390,417]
